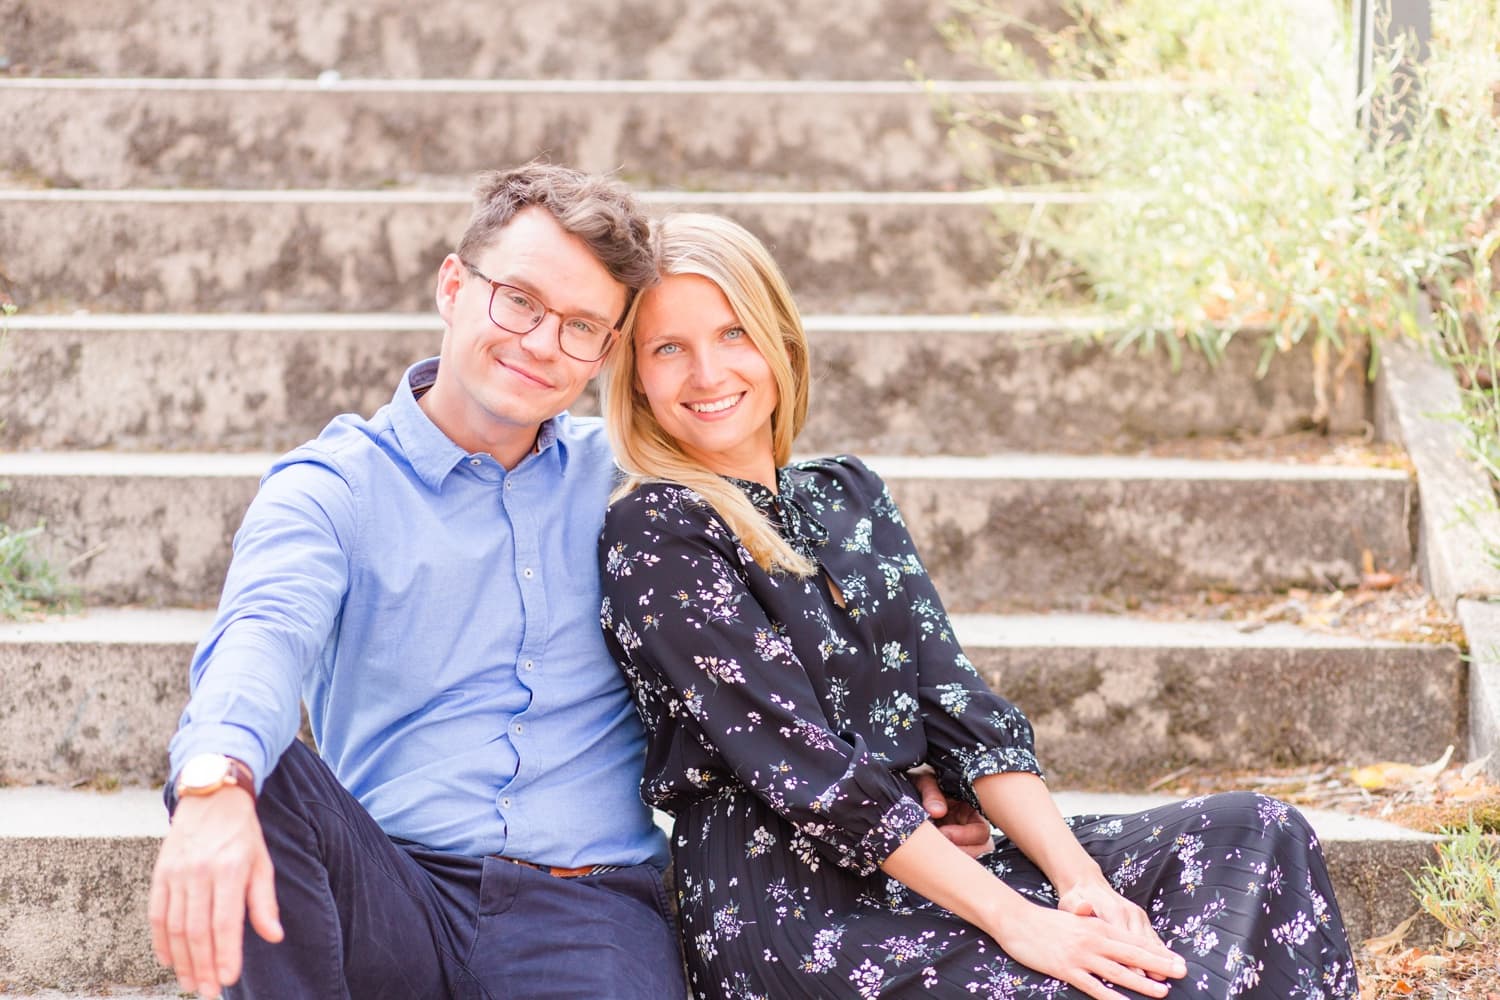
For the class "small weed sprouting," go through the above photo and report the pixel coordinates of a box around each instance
[0,520,74,619]
[1412,823,1500,949]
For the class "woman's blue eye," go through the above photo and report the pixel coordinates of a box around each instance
[654,342,680,356]
[724,327,746,340]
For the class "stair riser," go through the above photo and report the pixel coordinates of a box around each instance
[1,327,1370,454]
[0,472,1412,607]
[1,641,182,787]
[888,474,1413,607]
[0,0,1048,80]
[0,198,1056,315]
[975,644,1464,786]
[1,636,1455,788]
[0,837,164,991]
[0,86,1023,192]
[0,833,1426,990]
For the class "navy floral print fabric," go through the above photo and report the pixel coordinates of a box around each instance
[600,455,1358,999]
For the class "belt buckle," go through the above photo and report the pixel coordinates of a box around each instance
[494,855,596,878]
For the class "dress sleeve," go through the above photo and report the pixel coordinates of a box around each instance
[600,485,927,876]
[837,456,1044,811]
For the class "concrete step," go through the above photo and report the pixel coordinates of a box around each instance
[963,615,1461,787]
[0,79,1039,192]
[0,189,1077,316]
[0,454,1412,608]
[0,314,1370,455]
[0,785,1433,989]
[1,609,1452,788]
[0,0,1027,80]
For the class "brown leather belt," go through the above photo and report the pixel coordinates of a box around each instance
[493,855,602,878]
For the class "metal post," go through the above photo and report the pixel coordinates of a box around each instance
[1356,0,1433,135]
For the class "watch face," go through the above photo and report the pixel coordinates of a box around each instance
[181,754,229,788]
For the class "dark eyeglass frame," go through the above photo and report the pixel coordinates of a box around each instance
[460,259,622,363]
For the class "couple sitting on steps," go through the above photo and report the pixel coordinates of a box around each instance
[150,163,1359,1000]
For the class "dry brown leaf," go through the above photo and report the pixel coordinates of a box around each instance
[1462,754,1494,781]
[1351,747,1455,791]
[1364,913,1419,955]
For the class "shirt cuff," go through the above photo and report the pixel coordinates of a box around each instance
[168,722,274,797]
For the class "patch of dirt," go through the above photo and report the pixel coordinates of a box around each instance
[1000,578,1464,646]
[1139,430,1414,471]
[1129,578,1464,646]
[1143,748,1500,834]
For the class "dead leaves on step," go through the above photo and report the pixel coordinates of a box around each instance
[1346,748,1500,834]
[1359,928,1500,999]
[1153,749,1500,834]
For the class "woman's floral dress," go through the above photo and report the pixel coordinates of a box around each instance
[599,455,1358,1000]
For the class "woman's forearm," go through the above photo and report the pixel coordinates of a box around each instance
[973,772,1104,894]
[879,821,1033,940]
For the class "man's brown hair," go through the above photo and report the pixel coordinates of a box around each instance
[457,164,657,319]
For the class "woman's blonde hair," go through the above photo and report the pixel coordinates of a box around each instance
[603,213,815,577]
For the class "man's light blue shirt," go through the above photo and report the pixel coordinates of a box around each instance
[169,358,668,868]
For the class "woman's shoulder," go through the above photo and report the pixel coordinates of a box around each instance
[603,477,730,538]
[788,455,908,541]
[787,454,890,506]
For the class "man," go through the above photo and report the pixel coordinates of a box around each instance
[149,164,989,999]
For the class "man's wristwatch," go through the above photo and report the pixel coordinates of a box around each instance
[174,753,256,803]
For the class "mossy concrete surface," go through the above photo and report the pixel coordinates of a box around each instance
[1,316,1368,454]
[0,454,1412,607]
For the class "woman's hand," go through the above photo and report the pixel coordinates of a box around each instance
[1057,871,1171,980]
[1058,870,1164,949]
[992,902,1186,1000]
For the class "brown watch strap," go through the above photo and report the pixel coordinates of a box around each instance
[224,757,256,803]
[176,755,257,804]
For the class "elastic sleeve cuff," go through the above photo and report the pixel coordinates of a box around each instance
[951,746,1045,811]
[849,796,929,877]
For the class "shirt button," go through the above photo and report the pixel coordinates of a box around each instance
[505,481,513,490]
[523,660,535,671]
[513,723,524,735]
[523,567,534,579]
[501,797,512,808]
[469,458,481,467]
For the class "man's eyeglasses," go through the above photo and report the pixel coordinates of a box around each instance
[460,259,618,362]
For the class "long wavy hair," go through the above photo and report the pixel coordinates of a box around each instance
[603,213,815,577]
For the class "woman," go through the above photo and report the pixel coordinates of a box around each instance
[597,213,1358,1000]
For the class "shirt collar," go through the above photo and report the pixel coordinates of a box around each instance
[390,358,571,490]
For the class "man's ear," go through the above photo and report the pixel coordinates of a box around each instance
[435,253,465,325]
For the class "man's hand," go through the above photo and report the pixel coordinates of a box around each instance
[148,789,283,997]
[909,770,994,859]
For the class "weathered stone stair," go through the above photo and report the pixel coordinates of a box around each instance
[0,0,1455,991]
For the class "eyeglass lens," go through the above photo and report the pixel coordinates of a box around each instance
[490,285,613,361]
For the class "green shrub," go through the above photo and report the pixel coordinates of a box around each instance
[932,0,1499,430]
[1412,823,1500,948]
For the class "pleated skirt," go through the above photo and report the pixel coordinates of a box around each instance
[670,789,1359,999]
